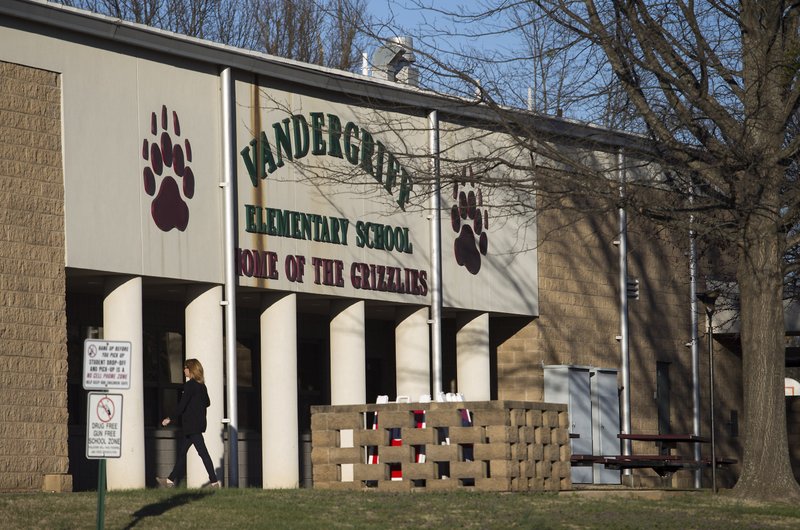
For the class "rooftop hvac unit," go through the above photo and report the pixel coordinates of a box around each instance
[371,36,419,87]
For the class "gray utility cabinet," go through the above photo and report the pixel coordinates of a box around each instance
[544,365,621,484]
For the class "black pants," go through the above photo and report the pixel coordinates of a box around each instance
[169,432,218,484]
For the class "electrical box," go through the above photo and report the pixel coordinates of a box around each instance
[545,365,621,485]
[591,368,621,484]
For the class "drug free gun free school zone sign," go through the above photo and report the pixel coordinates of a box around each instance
[83,340,131,459]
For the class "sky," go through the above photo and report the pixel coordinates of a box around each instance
[368,0,460,32]
[365,0,514,55]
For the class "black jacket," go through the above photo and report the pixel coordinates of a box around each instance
[171,378,210,434]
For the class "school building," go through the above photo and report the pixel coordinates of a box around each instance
[1,0,753,492]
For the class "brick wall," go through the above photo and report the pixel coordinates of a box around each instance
[497,201,681,401]
[0,61,70,492]
[497,202,622,402]
[497,199,743,488]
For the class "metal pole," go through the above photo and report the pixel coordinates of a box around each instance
[689,203,702,489]
[221,66,239,487]
[428,110,443,398]
[617,149,632,461]
[95,459,106,530]
[361,52,370,77]
[707,310,717,493]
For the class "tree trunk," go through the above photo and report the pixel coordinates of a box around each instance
[733,213,800,499]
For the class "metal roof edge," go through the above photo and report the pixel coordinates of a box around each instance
[2,0,652,153]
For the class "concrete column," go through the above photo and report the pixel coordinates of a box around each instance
[103,276,145,490]
[185,285,224,487]
[456,312,491,401]
[395,306,430,400]
[330,300,366,405]
[260,293,299,488]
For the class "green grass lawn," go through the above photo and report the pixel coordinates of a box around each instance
[2,488,799,529]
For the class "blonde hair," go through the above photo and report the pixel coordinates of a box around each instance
[184,358,205,384]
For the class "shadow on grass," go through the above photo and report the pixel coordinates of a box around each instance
[123,491,210,529]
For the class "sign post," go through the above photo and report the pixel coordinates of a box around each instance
[83,339,131,530]
[87,392,122,530]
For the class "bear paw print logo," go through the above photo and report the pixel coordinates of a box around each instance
[142,105,194,232]
[451,168,489,275]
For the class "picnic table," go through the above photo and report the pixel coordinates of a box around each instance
[611,433,733,476]
[617,432,709,445]
[569,433,736,480]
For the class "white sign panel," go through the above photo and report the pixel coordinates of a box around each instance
[83,340,132,390]
[86,393,123,459]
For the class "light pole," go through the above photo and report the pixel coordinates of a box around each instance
[696,289,719,493]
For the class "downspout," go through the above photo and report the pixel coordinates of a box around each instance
[689,189,702,489]
[220,66,239,487]
[429,110,443,397]
[618,149,632,461]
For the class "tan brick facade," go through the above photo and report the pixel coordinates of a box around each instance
[0,61,70,492]
[497,200,743,488]
[497,204,623,401]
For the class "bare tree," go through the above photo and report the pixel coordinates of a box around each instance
[366,1,619,123]
[374,0,800,500]
[536,0,800,501]
[60,0,166,28]
[59,0,369,72]
[324,0,365,71]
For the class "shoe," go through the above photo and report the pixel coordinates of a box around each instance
[156,477,175,488]
[203,481,221,489]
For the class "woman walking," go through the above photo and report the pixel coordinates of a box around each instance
[157,358,220,488]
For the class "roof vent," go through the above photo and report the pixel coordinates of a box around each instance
[371,36,419,87]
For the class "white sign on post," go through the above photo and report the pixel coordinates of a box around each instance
[86,392,123,459]
[83,339,132,390]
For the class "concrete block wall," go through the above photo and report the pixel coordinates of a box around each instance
[496,202,622,403]
[498,202,696,413]
[496,199,743,489]
[311,401,571,492]
[0,61,70,492]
